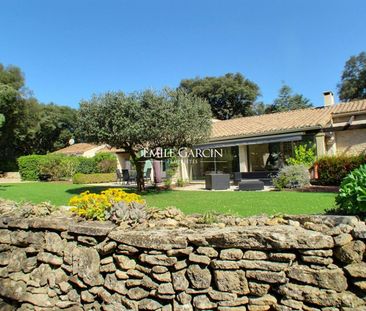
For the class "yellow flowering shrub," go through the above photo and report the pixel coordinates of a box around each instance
[69,188,144,221]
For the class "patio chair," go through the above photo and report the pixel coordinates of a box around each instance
[116,169,123,183]
[122,169,131,184]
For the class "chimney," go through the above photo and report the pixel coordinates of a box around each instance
[323,91,335,107]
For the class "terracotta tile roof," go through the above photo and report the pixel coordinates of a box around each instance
[211,99,366,140]
[54,143,100,155]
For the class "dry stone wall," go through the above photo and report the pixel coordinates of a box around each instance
[1,215,366,310]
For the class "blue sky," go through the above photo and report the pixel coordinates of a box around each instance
[0,0,365,108]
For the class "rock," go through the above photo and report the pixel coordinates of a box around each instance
[77,235,98,246]
[0,251,10,266]
[117,244,139,254]
[334,240,365,264]
[167,247,193,257]
[214,270,249,294]
[300,249,333,257]
[354,280,366,292]
[127,269,144,278]
[269,252,296,262]
[177,292,192,304]
[353,223,366,239]
[7,249,26,272]
[100,257,113,265]
[109,229,188,250]
[344,262,366,278]
[249,282,270,296]
[114,255,136,270]
[152,271,171,282]
[128,287,150,300]
[138,298,162,310]
[23,293,55,307]
[96,240,117,255]
[72,247,103,286]
[192,295,217,309]
[175,259,188,270]
[59,281,72,293]
[158,283,175,295]
[115,270,128,279]
[220,249,243,260]
[281,299,303,309]
[141,275,159,290]
[246,270,287,284]
[0,229,11,244]
[197,247,218,258]
[301,255,333,265]
[187,264,211,289]
[104,273,127,295]
[334,233,353,246]
[100,262,116,273]
[44,232,65,255]
[23,257,37,273]
[68,222,115,236]
[152,266,169,274]
[194,225,334,250]
[208,289,237,301]
[211,260,241,270]
[139,254,177,266]
[172,269,189,291]
[239,260,289,271]
[68,289,80,302]
[189,253,211,265]
[218,296,249,307]
[288,266,347,292]
[249,294,277,305]
[37,252,63,266]
[278,283,365,308]
[69,275,87,288]
[243,251,268,260]
[29,217,70,231]
[0,279,26,301]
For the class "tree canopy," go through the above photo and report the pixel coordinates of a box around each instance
[76,89,212,190]
[265,85,312,113]
[0,63,77,170]
[338,51,366,102]
[179,73,260,120]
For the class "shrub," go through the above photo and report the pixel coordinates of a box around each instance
[273,165,310,190]
[94,152,117,173]
[60,157,80,178]
[69,188,145,221]
[315,154,366,185]
[72,173,116,184]
[335,164,366,215]
[287,143,315,167]
[18,155,44,180]
[77,157,97,174]
[38,154,67,181]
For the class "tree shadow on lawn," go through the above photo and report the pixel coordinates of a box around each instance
[0,185,12,191]
[65,185,171,197]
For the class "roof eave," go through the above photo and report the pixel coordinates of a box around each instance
[209,125,323,142]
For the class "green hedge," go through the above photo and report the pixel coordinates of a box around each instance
[72,173,116,184]
[18,155,44,181]
[315,154,366,185]
[17,152,117,181]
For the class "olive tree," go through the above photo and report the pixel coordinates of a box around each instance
[77,89,212,191]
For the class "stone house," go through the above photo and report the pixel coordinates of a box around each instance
[54,143,116,158]
[181,92,366,181]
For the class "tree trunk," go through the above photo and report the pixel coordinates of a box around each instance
[130,151,145,192]
[135,160,145,192]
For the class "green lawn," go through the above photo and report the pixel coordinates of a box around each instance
[0,182,337,217]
